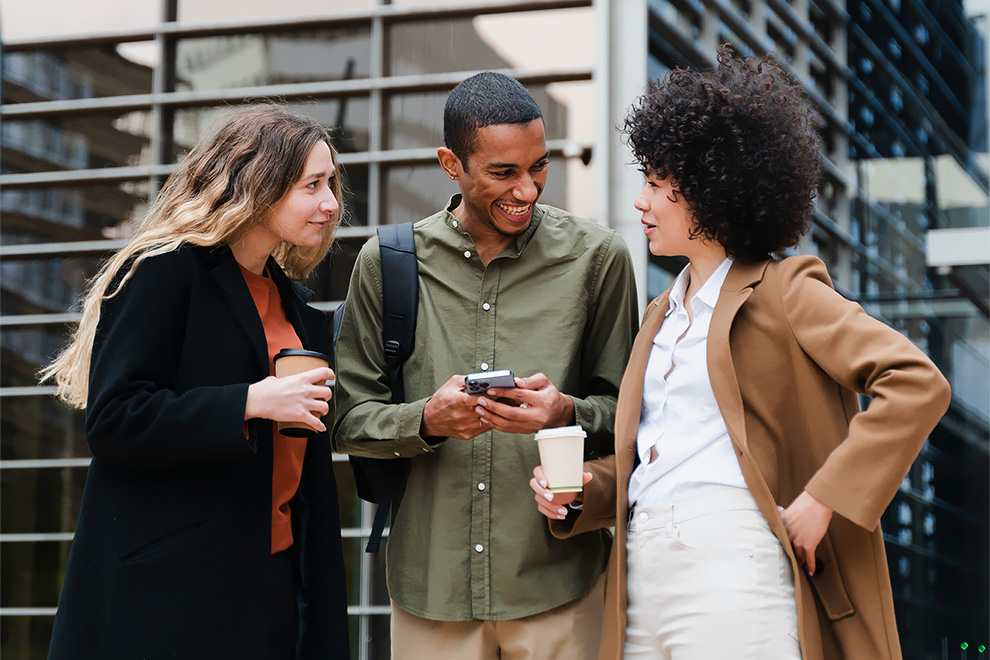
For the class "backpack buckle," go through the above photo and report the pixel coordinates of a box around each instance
[384,339,401,364]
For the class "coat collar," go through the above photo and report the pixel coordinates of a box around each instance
[204,245,319,376]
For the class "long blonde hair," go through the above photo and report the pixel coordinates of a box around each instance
[41,104,344,408]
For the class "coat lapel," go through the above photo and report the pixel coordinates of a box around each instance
[707,260,768,460]
[615,295,670,489]
[208,247,270,377]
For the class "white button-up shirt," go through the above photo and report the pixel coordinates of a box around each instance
[627,258,747,508]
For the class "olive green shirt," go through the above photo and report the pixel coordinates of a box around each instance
[333,197,638,621]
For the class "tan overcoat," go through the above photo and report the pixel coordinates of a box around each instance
[552,255,951,660]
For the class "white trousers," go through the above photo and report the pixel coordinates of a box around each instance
[624,487,802,660]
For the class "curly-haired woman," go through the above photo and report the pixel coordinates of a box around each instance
[531,47,949,660]
[43,105,350,660]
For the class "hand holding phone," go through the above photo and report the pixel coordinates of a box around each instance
[464,369,516,395]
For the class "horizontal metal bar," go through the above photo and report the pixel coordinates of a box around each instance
[0,313,81,328]
[0,141,591,189]
[0,386,59,397]
[1,0,591,51]
[0,606,391,617]
[0,165,174,187]
[0,533,74,542]
[0,239,124,258]
[0,459,92,469]
[0,68,592,119]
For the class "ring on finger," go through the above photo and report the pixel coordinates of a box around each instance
[519,402,530,409]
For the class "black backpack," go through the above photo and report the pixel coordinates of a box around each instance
[333,222,417,553]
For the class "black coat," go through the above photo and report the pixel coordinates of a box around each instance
[48,245,350,660]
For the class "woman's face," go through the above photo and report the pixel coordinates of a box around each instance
[634,172,697,258]
[262,140,338,248]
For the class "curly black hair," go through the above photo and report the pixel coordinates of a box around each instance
[623,45,823,259]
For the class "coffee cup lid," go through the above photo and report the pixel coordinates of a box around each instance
[273,348,330,363]
[534,425,586,440]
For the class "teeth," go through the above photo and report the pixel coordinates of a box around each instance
[496,203,529,216]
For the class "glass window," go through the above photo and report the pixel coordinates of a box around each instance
[0,0,160,41]
[0,398,88,461]
[0,615,55,660]
[0,467,87,534]
[0,182,151,244]
[175,27,372,93]
[177,0,379,23]
[387,8,593,76]
[2,46,156,103]
[171,98,370,161]
[0,540,70,607]
[0,256,109,316]
[1,111,153,171]
[385,81,588,151]
[0,327,76,389]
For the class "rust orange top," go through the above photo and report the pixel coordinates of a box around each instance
[239,264,307,555]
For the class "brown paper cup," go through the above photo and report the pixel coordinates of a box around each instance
[535,425,587,493]
[272,348,330,438]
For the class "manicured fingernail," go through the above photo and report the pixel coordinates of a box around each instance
[558,508,567,516]
[539,480,547,488]
[544,492,554,502]
[478,398,489,407]
[776,506,784,512]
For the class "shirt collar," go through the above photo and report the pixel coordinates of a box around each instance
[667,256,734,314]
[442,194,544,257]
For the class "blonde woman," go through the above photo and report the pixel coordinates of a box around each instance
[42,106,350,660]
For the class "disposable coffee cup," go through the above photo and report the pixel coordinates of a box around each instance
[534,425,587,493]
[272,348,331,438]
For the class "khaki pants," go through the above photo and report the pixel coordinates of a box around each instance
[390,574,606,660]
[624,487,802,660]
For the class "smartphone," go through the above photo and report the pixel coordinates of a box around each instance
[464,369,516,395]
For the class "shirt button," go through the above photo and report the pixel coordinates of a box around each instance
[480,363,489,371]
[637,512,648,524]
[452,220,458,227]
[393,452,401,457]
[478,483,486,491]
[482,303,491,311]
[463,250,471,258]
[475,544,484,553]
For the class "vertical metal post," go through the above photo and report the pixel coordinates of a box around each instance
[595,0,649,312]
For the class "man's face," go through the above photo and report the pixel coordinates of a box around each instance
[452,119,549,239]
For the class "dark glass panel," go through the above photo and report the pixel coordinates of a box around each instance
[0,327,75,388]
[0,397,89,462]
[386,8,593,77]
[0,256,108,316]
[175,27,371,93]
[1,46,154,104]
[0,182,150,244]
[385,84,571,150]
[308,235,367,304]
[333,459,360,531]
[0,468,87,534]
[1,112,153,171]
[171,98,370,161]
[0,541,69,607]
[0,615,55,660]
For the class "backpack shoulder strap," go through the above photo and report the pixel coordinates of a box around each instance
[377,222,418,405]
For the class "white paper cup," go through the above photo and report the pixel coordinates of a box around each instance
[534,425,587,493]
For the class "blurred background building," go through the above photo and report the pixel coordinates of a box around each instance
[1,0,987,658]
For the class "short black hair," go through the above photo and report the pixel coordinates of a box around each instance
[443,72,543,171]
[623,45,823,259]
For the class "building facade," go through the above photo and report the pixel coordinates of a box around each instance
[1,0,986,658]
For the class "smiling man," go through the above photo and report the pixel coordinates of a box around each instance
[334,72,638,660]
